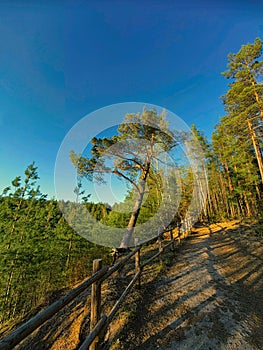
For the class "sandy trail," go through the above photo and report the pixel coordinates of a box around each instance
[110,222,263,350]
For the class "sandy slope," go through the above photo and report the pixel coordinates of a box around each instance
[109,222,263,350]
[8,221,263,350]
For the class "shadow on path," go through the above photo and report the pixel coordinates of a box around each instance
[111,223,263,350]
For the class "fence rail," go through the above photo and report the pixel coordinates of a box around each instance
[0,225,189,350]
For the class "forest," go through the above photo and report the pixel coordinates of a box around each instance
[0,38,262,333]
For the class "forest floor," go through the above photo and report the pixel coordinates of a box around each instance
[10,220,263,350]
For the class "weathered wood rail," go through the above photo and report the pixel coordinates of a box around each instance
[0,224,190,350]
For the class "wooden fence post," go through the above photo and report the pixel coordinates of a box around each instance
[135,251,141,289]
[178,223,181,244]
[170,229,175,251]
[158,233,163,263]
[90,259,103,350]
[134,238,141,289]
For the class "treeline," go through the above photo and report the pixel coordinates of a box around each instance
[0,163,194,330]
[0,163,111,329]
[206,37,263,220]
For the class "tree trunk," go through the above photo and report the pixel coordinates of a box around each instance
[251,80,263,122]
[65,236,73,269]
[218,171,230,217]
[120,164,150,248]
[248,119,263,183]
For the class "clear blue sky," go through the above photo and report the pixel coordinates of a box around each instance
[0,0,262,200]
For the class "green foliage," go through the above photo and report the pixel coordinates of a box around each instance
[221,37,263,183]
[0,164,111,328]
[85,202,111,221]
[203,38,263,221]
[70,108,176,185]
[70,108,178,247]
[1,37,263,333]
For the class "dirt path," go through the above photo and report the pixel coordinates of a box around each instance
[110,222,263,350]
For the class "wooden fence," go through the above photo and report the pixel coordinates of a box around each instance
[0,225,189,350]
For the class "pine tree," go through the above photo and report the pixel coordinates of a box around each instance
[70,108,177,247]
[212,115,262,219]
[222,37,263,182]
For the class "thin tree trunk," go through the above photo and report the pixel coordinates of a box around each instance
[7,222,16,249]
[66,236,73,269]
[251,80,263,122]
[243,193,251,217]
[218,171,230,217]
[120,163,151,248]
[248,119,263,183]
[255,184,262,201]
[4,268,14,306]
[224,160,233,191]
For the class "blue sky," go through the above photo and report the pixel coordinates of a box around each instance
[0,0,262,202]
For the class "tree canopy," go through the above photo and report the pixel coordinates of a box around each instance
[70,108,179,247]
[222,37,263,182]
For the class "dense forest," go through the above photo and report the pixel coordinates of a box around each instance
[0,163,111,329]
[0,38,262,332]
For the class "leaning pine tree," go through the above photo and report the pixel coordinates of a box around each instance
[70,108,177,248]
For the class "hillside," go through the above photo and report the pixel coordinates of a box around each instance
[6,221,263,350]
[109,222,263,350]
